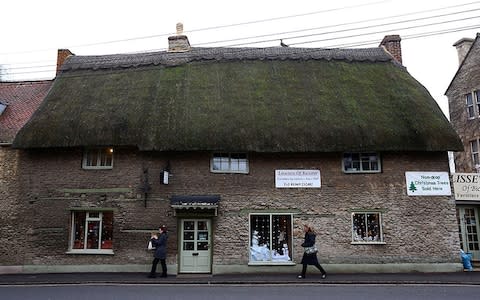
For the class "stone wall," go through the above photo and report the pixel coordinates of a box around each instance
[447,37,480,173]
[2,147,459,272]
[0,147,27,265]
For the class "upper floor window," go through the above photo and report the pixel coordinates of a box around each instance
[69,210,114,254]
[0,101,7,116]
[343,152,381,173]
[466,91,480,119]
[471,139,480,169]
[466,93,475,119]
[82,147,113,169]
[211,152,248,174]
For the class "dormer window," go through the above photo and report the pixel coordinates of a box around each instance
[82,147,114,169]
[0,101,7,116]
[211,152,248,174]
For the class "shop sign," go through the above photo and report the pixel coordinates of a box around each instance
[452,173,480,200]
[275,169,321,188]
[405,171,451,196]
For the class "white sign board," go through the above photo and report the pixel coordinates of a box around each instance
[275,170,321,188]
[405,172,451,196]
[452,173,480,200]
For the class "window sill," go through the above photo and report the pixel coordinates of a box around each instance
[351,242,386,245]
[210,170,249,174]
[248,261,296,266]
[66,249,114,255]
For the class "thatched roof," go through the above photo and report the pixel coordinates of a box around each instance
[13,46,462,152]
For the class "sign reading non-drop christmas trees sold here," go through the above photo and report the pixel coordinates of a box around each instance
[405,172,451,196]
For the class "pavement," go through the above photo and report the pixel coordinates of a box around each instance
[1,271,480,286]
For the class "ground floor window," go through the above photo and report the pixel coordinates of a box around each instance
[249,214,292,263]
[351,212,384,243]
[69,211,113,253]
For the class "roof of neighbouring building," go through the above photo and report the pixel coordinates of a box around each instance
[12,46,462,152]
[0,80,52,144]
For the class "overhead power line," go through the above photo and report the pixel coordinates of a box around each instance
[2,1,480,78]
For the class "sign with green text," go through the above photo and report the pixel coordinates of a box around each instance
[405,172,451,196]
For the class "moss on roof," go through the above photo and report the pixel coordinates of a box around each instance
[13,48,462,152]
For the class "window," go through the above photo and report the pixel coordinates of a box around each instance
[343,153,381,173]
[467,93,475,119]
[471,139,480,168]
[0,101,7,116]
[249,214,293,264]
[82,148,113,169]
[352,212,384,244]
[211,152,248,173]
[69,211,113,254]
[465,91,480,119]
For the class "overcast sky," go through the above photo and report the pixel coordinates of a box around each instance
[1,0,479,118]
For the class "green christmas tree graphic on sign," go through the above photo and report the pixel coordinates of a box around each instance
[409,181,417,193]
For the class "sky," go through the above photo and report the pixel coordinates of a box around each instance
[1,0,479,118]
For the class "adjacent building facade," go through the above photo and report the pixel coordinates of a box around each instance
[446,33,480,262]
[0,80,52,270]
[2,32,463,274]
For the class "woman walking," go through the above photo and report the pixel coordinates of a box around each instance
[298,224,327,279]
[148,225,168,278]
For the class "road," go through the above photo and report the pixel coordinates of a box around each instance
[0,284,479,300]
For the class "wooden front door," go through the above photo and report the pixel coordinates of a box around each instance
[179,219,212,273]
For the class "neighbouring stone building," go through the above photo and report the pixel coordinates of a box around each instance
[2,31,463,274]
[446,33,480,262]
[0,80,52,271]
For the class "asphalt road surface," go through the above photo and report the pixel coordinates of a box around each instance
[1,284,479,300]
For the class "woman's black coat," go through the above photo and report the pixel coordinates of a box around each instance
[301,231,320,265]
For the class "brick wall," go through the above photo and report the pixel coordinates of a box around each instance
[4,148,458,269]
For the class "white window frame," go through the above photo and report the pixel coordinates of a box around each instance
[467,92,475,119]
[248,213,294,265]
[82,147,114,170]
[211,152,249,174]
[68,210,114,255]
[471,139,480,168]
[476,90,480,118]
[351,211,385,244]
[342,152,381,173]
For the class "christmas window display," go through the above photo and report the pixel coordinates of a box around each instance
[352,212,383,243]
[249,214,292,263]
[70,211,113,251]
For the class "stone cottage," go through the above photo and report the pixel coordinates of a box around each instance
[5,32,463,274]
[446,33,480,262]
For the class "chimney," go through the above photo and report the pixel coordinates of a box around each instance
[380,35,402,64]
[453,37,474,66]
[168,23,191,52]
[56,49,74,75]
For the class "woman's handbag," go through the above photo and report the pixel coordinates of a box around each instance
[304,246,318,255]
[147,240,154,250]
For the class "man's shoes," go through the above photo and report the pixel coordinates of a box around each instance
[321,273,327,279]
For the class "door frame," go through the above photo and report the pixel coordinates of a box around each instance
[178,218,213,274]
[457,206,480,260]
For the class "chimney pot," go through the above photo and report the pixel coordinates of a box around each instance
[453,37,474,66]
[380,35,402,64]
[168,23,190,52]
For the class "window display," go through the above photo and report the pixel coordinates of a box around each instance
[71,211,113,252]
[352,212,383,243]
[249,214,292,263]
